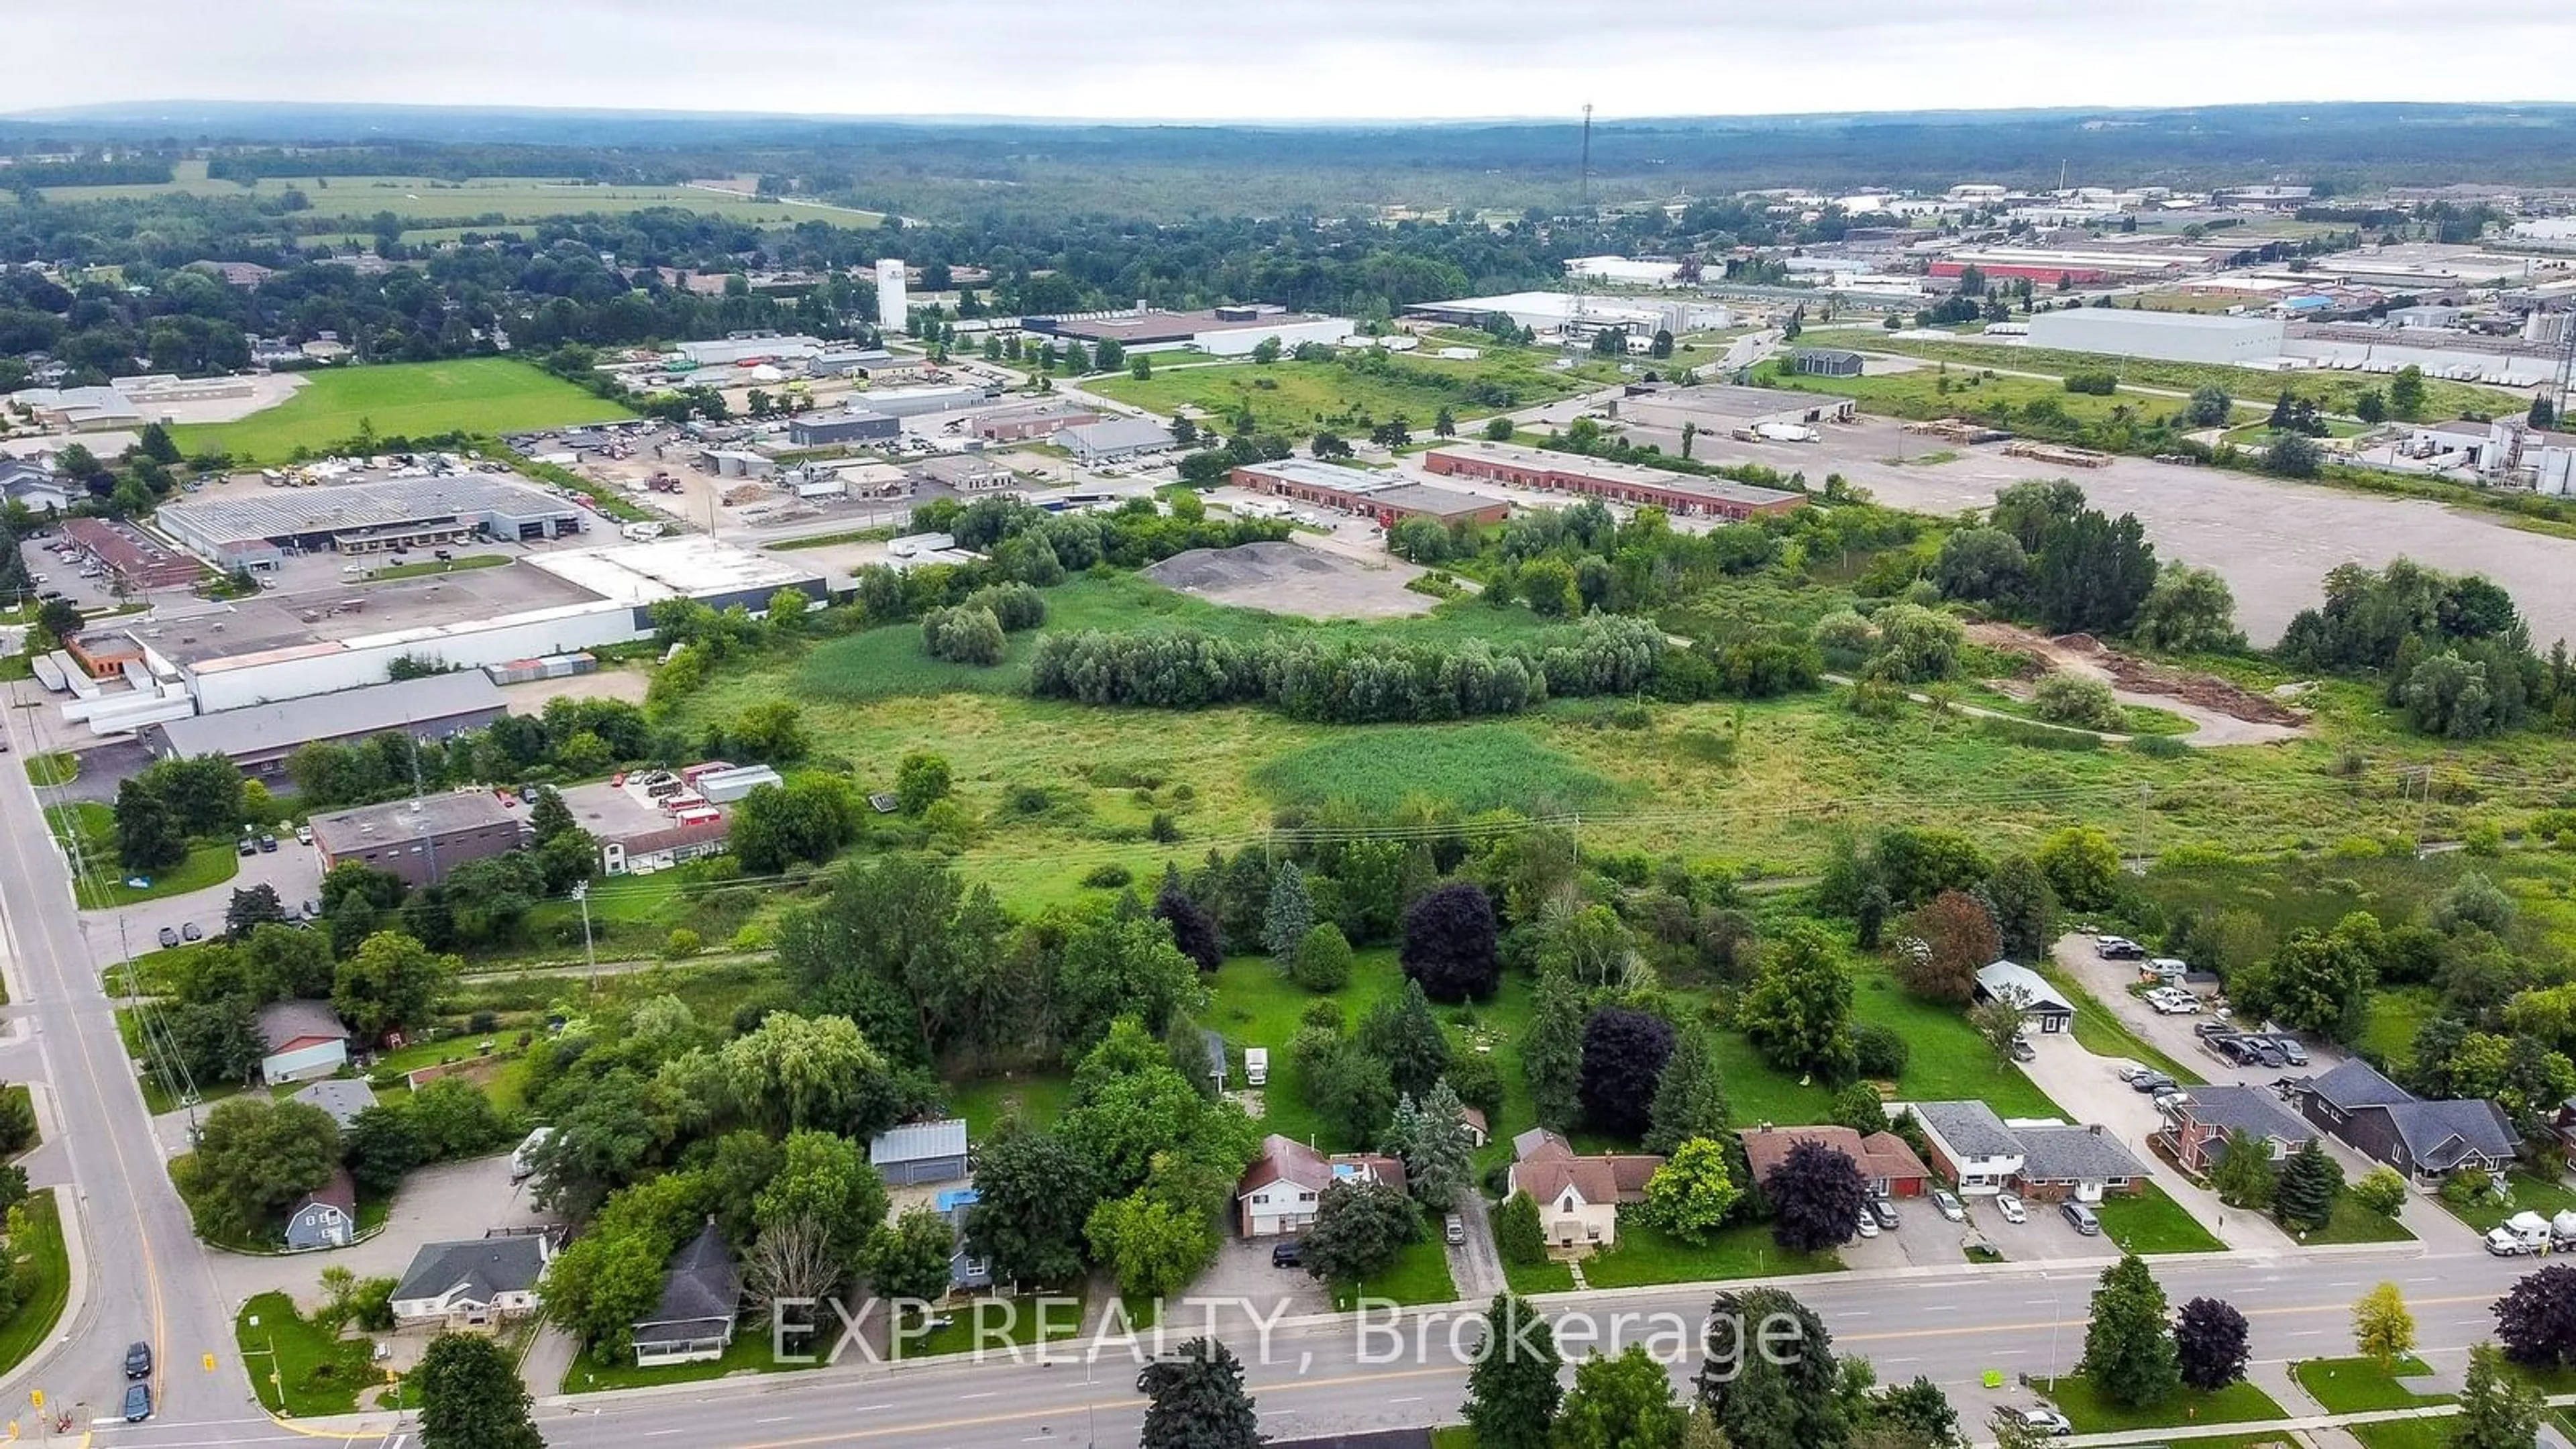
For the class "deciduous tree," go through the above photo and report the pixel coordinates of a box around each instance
[1641,1138,1741,1244]
[1739,922,1856,1079]
[2353,1282,2417,1368]
[1554,1344,1684,1449]
[1764,1140,1868,1254]
[1302,1178,1418,1285]
[1466,1292,1563,1449]
[2495,1265,2576,1368]
[1401,881,1501,1002]
[2176,1297,2250,1391]
[1579,1006,1676,1140]
[1894,890,1999,1004]
[859,1206,956,1305]
[2080,1254,2180,1409]
[417,1332,543,1449]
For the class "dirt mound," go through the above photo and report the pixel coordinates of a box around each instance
[1142,541,1344,593]
[1967,621,2307,729]
[1141,541,1434,621]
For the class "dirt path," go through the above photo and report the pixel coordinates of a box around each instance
[1966,623,2310,747]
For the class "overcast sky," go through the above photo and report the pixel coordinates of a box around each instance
[10,1,2576,121]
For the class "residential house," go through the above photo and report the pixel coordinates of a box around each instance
[256,1000,350,1083]
[938,1188,991,1291]
[290,1078,378,1132]
[2161,1084,2318,1176]
[390,1234,551,1330]
[2291,1060,2518,1182]
[284,1167,358,1252]
[868,1119,970,1187]
[0,458,71,514]
[631,1222,742,1367]
[1973,961,2076,1034]
[1459,1107,1491,1150]
[1503,1128,1662,1250]
[1912,1101,2149,1203]
[1737,1123,1932,1198]
[1236,1134,1408,1238]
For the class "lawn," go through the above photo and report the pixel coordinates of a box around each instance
[951,1073,1073,1139]
[1502,1260,1578,1295]
[2037,1373,2288,1433]
[21,751,74,787]
[47,798,242,908]
[1716,964,2064,1130]
[2092,1182,2224,1254]
[1329,1232,1460,1309]
[1087,350,1630,435]
[908,1293,1089,1359]
[563,1329,816,1392]
[2437,1169,2576,1234]
[366,553,511,582]
[170,358,634,464]
[1780,363,2264,429]
[235,1291,382,1417]
[2293,1356,2453,1414]
[30,168,871,228]
[0,1189,69,1377]
[2304,1195,2416,1246]
[2347,1417,2454,1449]
[1253,724,1619,817]
[1847,334,2528,422]
[1578,1220,1840,1289]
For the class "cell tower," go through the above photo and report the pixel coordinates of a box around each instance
[1564,104,1594,351]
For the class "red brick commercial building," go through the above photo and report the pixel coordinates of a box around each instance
[1421,441,1803,521]
[1229,460,1509,527]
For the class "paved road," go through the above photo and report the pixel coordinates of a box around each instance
[0,681,337,1444]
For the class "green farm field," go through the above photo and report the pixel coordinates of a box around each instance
[170,358,635,464]
[12,162,877,228]
[1085,348,1629,435]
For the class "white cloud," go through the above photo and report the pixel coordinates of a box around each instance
[7,0,2575,119]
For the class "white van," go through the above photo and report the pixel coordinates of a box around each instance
[510,1126,555,1183]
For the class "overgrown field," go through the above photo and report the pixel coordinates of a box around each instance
[1085,347,1629,434]
[170,358,635,463]
[1782,361,2266,427]
[13,163,872,228]
[1845,334,2527,420]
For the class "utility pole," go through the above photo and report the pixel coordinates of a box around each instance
[1578,103,1593,214]
[573,880,598,994]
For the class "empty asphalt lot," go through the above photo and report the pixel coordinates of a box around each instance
[1650,415,2576,647]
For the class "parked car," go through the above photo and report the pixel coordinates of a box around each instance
[2061,1202,2102,1237]
[1870,1195,1900,1229]
[2114,1062,2150,1082]
[1444,1214,1464,1246]
[1270,1241,1303,1269]
[295,824,313,845]
[123,1383,152,1423]
[1854,1213,1880,1238]
[1995,1192,2029,1224]
[2095,937,2145,961]
[2194,1020,2231,1038]
[2012,1406,2073,1437]
[2254,1041,2288,1069]
[2153,1087,2191,1110]
[1931,1189,1967,1223]
[258,834,277,853]
[180,922,201,942]
[2130,1072,2176,1094]
[236,837,258,856]
[124,1340,152,1379]
[156,926,178,948]
[2277,1038,2309,1067]
[2010,1036,2037,1063]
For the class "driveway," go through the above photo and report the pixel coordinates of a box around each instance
[199,1150,560,1315]
[32,738,154,807]
[1187,1234,1330,1326]
[87,836,324,967]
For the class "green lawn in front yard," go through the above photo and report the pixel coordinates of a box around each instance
[2092,1182,2224,1254]
[1330,1232,1460,1309]
[46,800,244,908]
[1578,1220,1841,1290]
[1502,1259,1577,1295]
[235,1291,380,1417]
[1432,1428,1479,1449]
[2303,1195,2416,1246]
[952,1073,1073,1138]
[561,1329,816,1392]
[2439,1169,2576,1234]
[1719,965,2064,1128]
[908,1293,1089,1359]
[2293,1356,2452,1414]
[2037,1373,2287,1433]
[21,751,74,787]
[0,1189,69,1376]
[2347,1416,2453,1449]
[2095,1432,2307,1449]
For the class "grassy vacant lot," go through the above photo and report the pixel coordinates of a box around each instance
[2091,1183,2225,1254]
[2305,1196,2417,1246]
[2040,1373,2288,1433]
[0,1190,68,1377]
[21,751,75,787]
[1331,1233,1459,1308]
[235,1291,382,1416]
[1087,350,1623,435]
[2294,1356,2452,1414]
[1851,334,2526,421]
[1580,1220,1839,1289]
[47,800,242,908]
[1783,363,2263,427]
[910,1293,1089,1358]
[171,358,633,464]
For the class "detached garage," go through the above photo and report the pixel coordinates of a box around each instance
[869,1119,970,1186]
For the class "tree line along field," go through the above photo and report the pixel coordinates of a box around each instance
[169,358,635,464]
[1084,345,1634,437]
[3,162,871,228]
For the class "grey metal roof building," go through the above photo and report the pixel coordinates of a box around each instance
[309,791,529,888]
[868,1119,970,1186]
[146,672,506,775]
[1062,418,1176,462]
[787,409,900,447]
[155,476,587,556]
[291,1078,380,1130]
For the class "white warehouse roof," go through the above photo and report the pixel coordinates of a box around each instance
[520,537,822,605]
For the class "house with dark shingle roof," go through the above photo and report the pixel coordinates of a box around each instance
[1911,1101,2150,1203]
[290,1078,378,1131]
[284,1167,358,1251]
[2292,1060,2517,1182]
[256,1000,350,1084]
[1738,1123,1932,1197]
[2161,1084,2318,1175]
[632,1222,742,1366]
[391,1234,551,1330]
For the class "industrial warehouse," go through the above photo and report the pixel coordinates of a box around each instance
[1420,440,1805,521]
[1019,304,1354,356]
[1228,460,1511,528]
[153,474,592,557]
[36,536,825,725]
[1612,383,1860,438]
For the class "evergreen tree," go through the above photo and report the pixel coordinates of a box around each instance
[1152,864,1224,971]
[1263,861,1312,962]
[2452,1343,2542,1449]
[1466,1293,1564,1449]
[1646,1030,1732,1157]
[1138,1338,1260,1449]
[417,1333,543,1449]
[1384,1080,1475,1212]
[1696,1287,1850,1449]
[2275,1138,2345,1233]
[1360,979,1450,1102]
[1524,967,1587,1130]
[2079,1254,2181,1409]
[2207,1129,2278,1210]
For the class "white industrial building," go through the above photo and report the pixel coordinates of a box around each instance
[1404,290,1732,340]
[1021,305,1354,358]
[2024,309,2288,366]
[877,259,908,331]
[1562,256,1688,287]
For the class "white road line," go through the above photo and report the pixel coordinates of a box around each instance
[644,1432,683,1439]
[849,1403,892,1411]
[756,1415,794,1424]
[959,1392,999,1401]
[1389,1396,1424,1404]
[2287,1330,2325,1338]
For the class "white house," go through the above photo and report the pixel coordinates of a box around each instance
[283,1168,358,1251]
[1234,1134,1405,1237]
[1503,1128,1663,1250]
[256,1000,350,1083]
[1909,1100,2027,1195]
[390,1235,551,1330]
